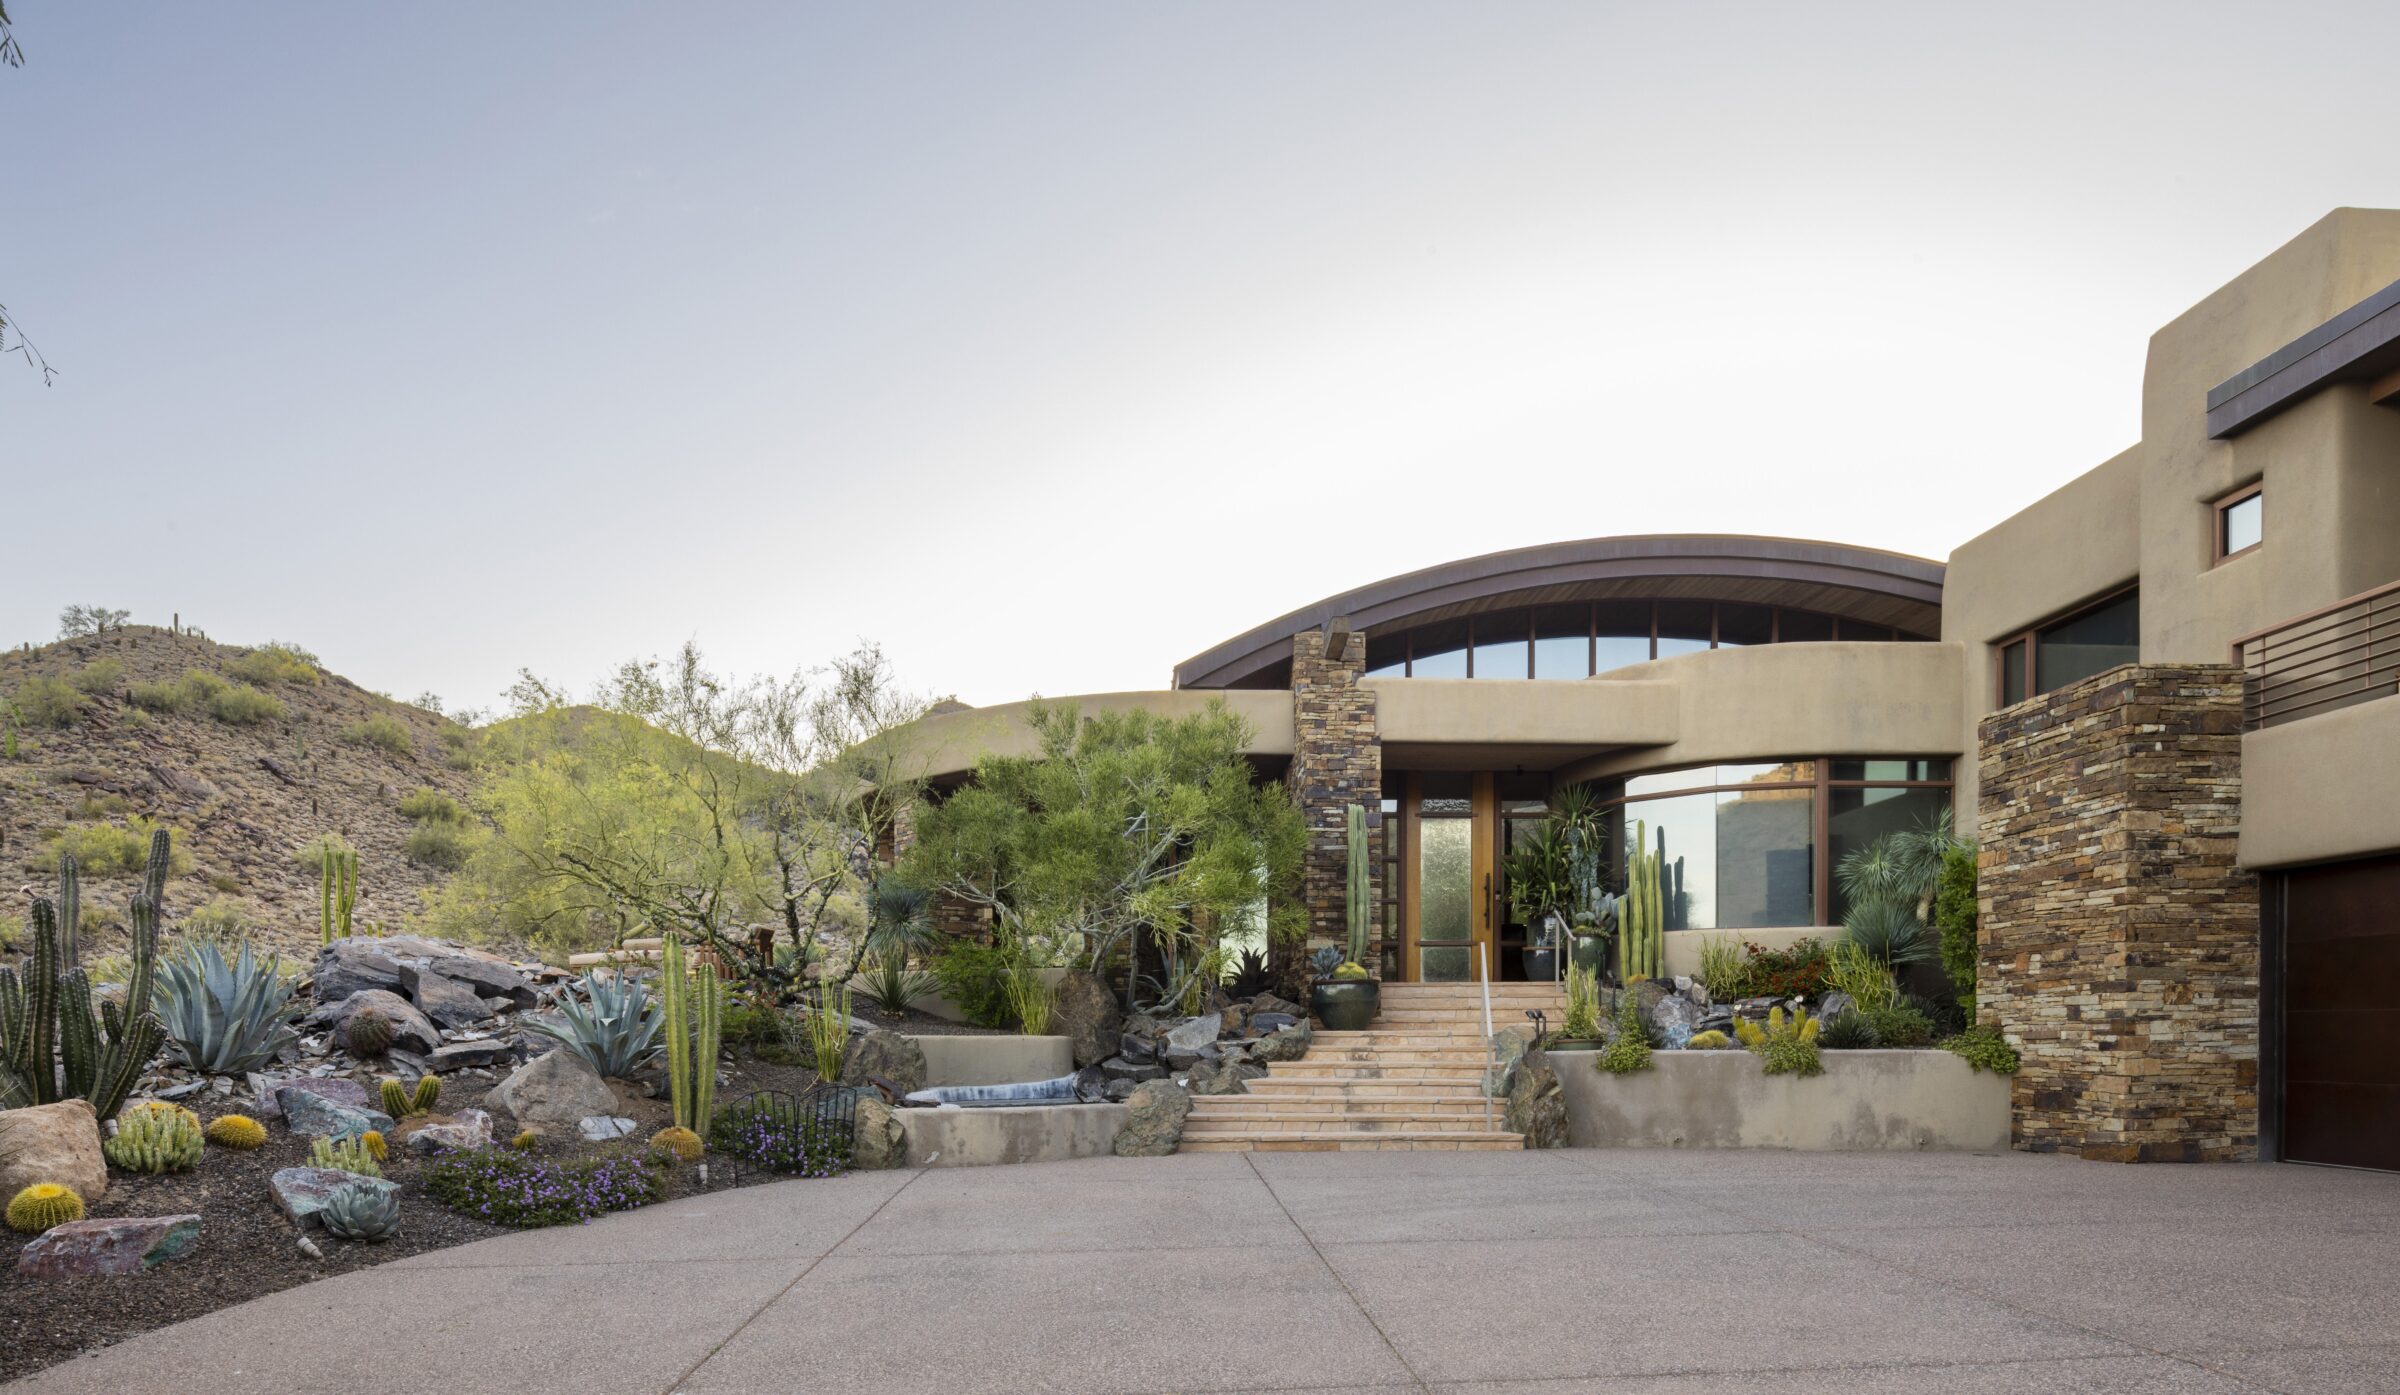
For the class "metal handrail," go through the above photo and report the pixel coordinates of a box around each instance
[2232,580,2400,731]
[1478,942,1494,1134]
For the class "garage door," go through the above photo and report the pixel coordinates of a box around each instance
[2278,852,2400,1172]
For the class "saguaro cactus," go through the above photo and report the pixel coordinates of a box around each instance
[1344,802,1371,970]
[661,937,723,1136]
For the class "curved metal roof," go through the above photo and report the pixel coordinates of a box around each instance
[1173,534,1946,690]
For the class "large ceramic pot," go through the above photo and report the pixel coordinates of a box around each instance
[1310,979,1380,1032]
[1569,929,1610,977]
[1521,946,1558,981]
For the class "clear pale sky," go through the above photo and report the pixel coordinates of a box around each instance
[7,3,2398,713]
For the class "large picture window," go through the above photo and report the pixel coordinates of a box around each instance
[1585,758,1952,931]
[1360,599,1933,679]
[1995,587,2139,706]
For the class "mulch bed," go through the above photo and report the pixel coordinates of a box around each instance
[0,1051,852,1384]
[844,1001,1012,1036]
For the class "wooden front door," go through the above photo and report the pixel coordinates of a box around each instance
[1402,772,1497,982]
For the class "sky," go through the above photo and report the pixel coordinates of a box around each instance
[7,2,2400,715]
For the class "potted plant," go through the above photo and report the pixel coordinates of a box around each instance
[1522,911,1562,982]
[1544,963,1604,1050]
[1570,892,1616,979]
[1309,804,1381,1032]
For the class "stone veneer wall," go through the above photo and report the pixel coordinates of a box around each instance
[1977,663,2258,1163]
[1287,629,1383,985]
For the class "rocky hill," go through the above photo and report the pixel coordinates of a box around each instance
[0,627,479,957]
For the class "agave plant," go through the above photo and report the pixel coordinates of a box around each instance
[319,1180,401,1242]
[523,971,662,1077]
[153,937,299,1075]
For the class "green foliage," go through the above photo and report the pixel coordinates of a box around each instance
[1562,962,1601,1039]
[1859,999,1935,1048]
[930,939,1019,1029]
[1743,937,1831,1000]
[1004,957,1053,1036]
[125,677,192,713]
[1735,1005,1824,1077]
[0,834,169,1118]
[661,937,724,1135]
[297,832,354,875]
[6,1182,86,1234]
[205,680,284,725]
[12,675,88,727]
[1935,845,1979,1014]
[403,819,476,869]
[1939,1025,2021,1074]
[1619,817,1664,980]
[70,659,123,696]
[1841,894,1935,967]
[319,1180,401,1241]
[398,786,464,822]
[309,1134,384,1178]
[181,896,254,942]
[803,982,850,1084]
[1595,991,1654,1075]
[901,700,1307,1009]
[154,937,297,1074]
[42,817,192,879]
[437,726,477,770]
[525,971,663,1078]
[720,998,782,1047]
[1694,934,1756,1000]
[346,715,413,754]
[855,952,935,1016]
[227,643,320,686]
[132,670,280,724]
[428,1148,668,1227]
[105,1101,205,1173]
[1824,938,1902,1013]
[380,1075,440,1119]
[1817,1009,1878,1050]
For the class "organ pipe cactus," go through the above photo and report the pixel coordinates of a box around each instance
[1618,819,1664,982]
[0,831,169,1118]
[1343,802,1371,974]
[320,842,358,945]
[661,938,723,1135]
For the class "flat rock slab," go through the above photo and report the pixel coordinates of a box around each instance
[402,968,494,1028]
[399,1108,496,1155]
[578,1116,637,1142]
[424,1039,518,1073]
[258,1076,373,1121]
[269,1167,401,1232]
[281,1090,393,1141]
[15,1215,200,1278]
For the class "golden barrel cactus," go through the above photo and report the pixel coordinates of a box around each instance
[6,1183,86,1235]
[205,1114,269,1150]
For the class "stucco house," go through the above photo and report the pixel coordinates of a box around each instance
[907,208,2400,1172]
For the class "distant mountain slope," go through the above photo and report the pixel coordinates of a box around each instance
[0,626,477,955]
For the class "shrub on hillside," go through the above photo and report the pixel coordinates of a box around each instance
[346,715,413,755]
[403,820,476,869]
[12,676,89,728]
[207,682,285,725]
[70,659,124,696]
[437,726,477,771]
[294,832,356,875]
[228,642,320,686]
[42,817,193,879]
[398,786,463,822]
[127,676,194,713]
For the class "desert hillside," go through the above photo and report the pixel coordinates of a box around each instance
[0,626,477,956]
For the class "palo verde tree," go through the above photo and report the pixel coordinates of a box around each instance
[900,699,1306,1011]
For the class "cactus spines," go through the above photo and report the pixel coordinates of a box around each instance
[410,1074,439,1115]
[319,841,358,945]
[379,1075,440,1119]
[661,938,723,1135]
[204,1113,268,1150]
[309,1134,383,1177]
[0,838,166,1119]
[379,1077,409,1118]
[1343,802,1371,971]
[360,1129,389,1163]
[104,1100,205,1174]
[5,1183,86,1234]
[1618,819,1665,982]
[55,852,80,966]
[649,1124,703,1163]
[344,1009,395,1058]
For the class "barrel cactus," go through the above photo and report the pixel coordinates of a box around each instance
[5,1183,86,1234]
[344,1009,395,1058]
[319,1181,401,1242]
[649,1125,703,1163]
[360,1129,389,1163]
[104,1100,205,1174]
[378,1075,438,1119]
[205,1113,269,1150]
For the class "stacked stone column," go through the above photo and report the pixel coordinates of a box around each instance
[1283,628,1383,993]
[1977,664,2258,1162]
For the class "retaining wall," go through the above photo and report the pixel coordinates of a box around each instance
[1554,1050,2011,1151]
[896,1103,1128,1168]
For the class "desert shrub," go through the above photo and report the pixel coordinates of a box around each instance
[720,999,783,1047]
[1934,845,1979,1015]
[127,677,193,712]
[12,676,88,727]
[1858,998,1935,1048]
[228,642,320,686]
[929,939,1018,1029]
[346,715,413,754]
[1743,937,1830,1000]
[1939,1025,2020,1074]
[207,681,284,725]
[206,870,244,894]
[1818,1009,1878,1050]
[403,820,476,869]
[857,952,936,1017]
[426,1148,665,1227]
[1735,1006,1824,1077]
[70,793,131,819]
[181,896,253,939]
[294,832,355,873]
[1694,934,1757,1000]
[437,726,476,770]
[44,816,192,878]
[1595,992,1654,1075]
[398,786,463,822]
[71,659,124,696]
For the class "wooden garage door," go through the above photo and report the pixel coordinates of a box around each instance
[2278,852,2400,1171]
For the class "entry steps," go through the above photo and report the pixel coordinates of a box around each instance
[1179,983,1565,1152]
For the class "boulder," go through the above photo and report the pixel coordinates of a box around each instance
[14,1215,200,1277]
[1502,1053,1569,1149]
[0,1099,108,1203]
[489,1049,619,1130]
[424,1039,519,1073]
[1649,993,1701,1049]
[1072,1067,1111,1103]
[1244,1012,1300,1038]
[1099,1056,1166,1083]
[1488,1024,1538,1098]
[282,1089,394,1141]
[1250,1021,1313,1062]
[397,1109,495,1155]
[425,955,537,1008]
[1249,993,1308,1022]
[1049,970,1123,1068]
[1117,1032,1158,1064]
[256,1076,371,1122]
[853,1096,907,1170]
[578,1116,637,1142]
[1104,1078,1138,1102]
[1112,1079,1192,1157]
[1183,1057,1261,1096]
[329,990,442,1056]
[399,967,492,1028]
[312,942,404,1004]
[269,1167,401,1231]
[1163,1014,1222,1053]
[840,1030,927,1095]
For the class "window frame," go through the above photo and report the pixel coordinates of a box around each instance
[1381,601,1930,678]
[2212,481,2264,566]
[1992,583,2139,708]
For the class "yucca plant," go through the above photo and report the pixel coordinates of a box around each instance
[523,971,663,1078]
[1839,895,1935,968]
[153,937,298,1075]
[856,952,934,1017]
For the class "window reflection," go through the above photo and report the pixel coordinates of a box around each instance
[1367,600,1924,679]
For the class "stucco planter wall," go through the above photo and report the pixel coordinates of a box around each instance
[897,1102,1129,1168]
[1555,1050,2010,1151]
[906,1034,1074,1087]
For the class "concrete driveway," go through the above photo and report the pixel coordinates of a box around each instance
[10,1148,2398,1394]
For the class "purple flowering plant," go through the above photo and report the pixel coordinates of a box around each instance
[425,1147,667,1228]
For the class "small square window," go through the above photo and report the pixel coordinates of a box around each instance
[2219,489,2262,560]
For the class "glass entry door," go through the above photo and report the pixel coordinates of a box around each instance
[1404,772,1496,982]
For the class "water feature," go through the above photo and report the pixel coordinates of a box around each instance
[903,1074,1081,1108]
